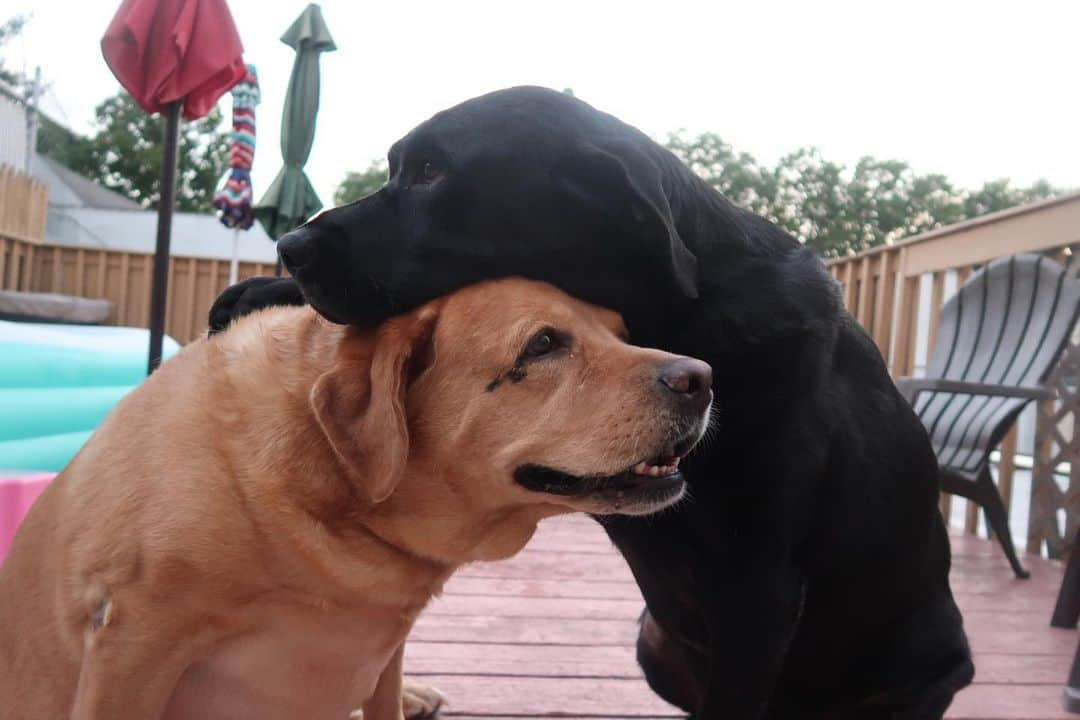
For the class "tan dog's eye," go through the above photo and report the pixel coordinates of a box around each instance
[523,329,560,359]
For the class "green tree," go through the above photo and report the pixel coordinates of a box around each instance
[334,159,388,205]
[963,178,1058,218]
[35,114,88,166]
[665,131,778,218]
[664,132,1065,258]
[904,172,967,236]
[844,158,922,247]
[771,148,852,255]
[0,15,29,89]
[74,92,228,212]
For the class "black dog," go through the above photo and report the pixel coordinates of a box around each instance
[210,87,973,718]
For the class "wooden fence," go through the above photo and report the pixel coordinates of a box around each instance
[826,190,1080,554]
[0,164,275,344]
[0,164,47,248]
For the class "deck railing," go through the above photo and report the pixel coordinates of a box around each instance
[0,164,275,344]
[826,190,1080,555]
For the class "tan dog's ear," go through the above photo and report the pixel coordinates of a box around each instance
[310,306,440,503]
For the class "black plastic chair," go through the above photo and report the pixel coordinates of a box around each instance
[1053,529,1080,713]
[896,254,1080,579]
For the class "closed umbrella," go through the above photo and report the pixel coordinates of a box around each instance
[254,3,336,269]
[213,64,261,285]
[101,0,246,373]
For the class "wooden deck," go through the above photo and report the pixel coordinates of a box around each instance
[404,514,1078,719]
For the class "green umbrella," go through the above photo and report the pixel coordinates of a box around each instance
[254,3,336,250]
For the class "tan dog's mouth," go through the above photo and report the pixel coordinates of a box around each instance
[513,462,685,501]
[512,430,701,514]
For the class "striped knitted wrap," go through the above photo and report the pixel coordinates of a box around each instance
[213,64,260,230]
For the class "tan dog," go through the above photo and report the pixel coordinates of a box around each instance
[0,278,713,720]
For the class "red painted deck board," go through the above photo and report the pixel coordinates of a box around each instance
[404,516,1077,719]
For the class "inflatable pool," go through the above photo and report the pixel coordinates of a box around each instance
[0,320,180,472]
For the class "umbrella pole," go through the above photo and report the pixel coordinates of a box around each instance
[147,100,182,374]
[229,228,240,285]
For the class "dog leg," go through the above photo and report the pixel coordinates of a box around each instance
[402,680,447,718]
[360,644,407,720]
[636,608,704,713]
[350,678,446,720]
[695,566,805,720]
[69,595,202,720]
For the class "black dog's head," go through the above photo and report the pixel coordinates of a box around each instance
[278,86,700,327]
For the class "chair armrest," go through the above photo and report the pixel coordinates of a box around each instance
[895,377,1056,406]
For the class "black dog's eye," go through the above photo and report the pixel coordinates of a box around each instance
[417,160,440,184]
[523,329,562,359]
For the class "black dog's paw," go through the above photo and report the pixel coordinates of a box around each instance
[207,276,307,335]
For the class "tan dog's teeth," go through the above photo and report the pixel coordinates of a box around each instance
[632,459,684,477]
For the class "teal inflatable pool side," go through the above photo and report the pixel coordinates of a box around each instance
[0,431,95,473]
[0,321,180,472]
[0,386,134,442]
[0,344,158,388]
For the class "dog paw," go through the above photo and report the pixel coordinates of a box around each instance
[402,680,447,718]
[207,276,306,335]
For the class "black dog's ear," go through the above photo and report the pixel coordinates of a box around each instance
[551,140,698,301]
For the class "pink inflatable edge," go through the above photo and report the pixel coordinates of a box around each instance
[0,472,56,563]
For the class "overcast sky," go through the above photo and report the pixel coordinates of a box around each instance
[5,0,1078,209]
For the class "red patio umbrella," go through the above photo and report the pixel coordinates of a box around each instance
[101,0,247,372]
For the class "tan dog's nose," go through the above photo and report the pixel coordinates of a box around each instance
[658,357,713,414]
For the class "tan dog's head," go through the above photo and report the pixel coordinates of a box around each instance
[311,278,711,518]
